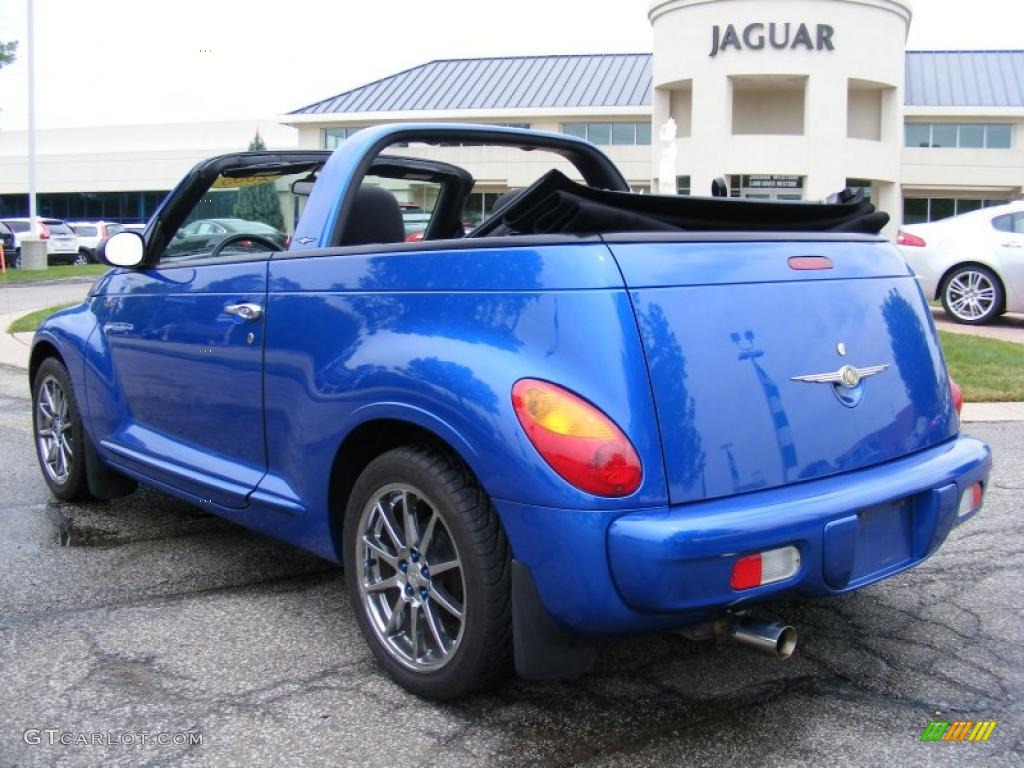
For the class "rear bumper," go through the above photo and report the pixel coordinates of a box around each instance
[496,435,990,636]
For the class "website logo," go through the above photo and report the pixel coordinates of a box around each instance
[921,721,997,742]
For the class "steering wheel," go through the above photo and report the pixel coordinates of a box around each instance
[210,233,282,259]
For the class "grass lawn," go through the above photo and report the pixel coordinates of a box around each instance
[7,303,79,334]
[0,264,109,284]
[939,331,1024,402]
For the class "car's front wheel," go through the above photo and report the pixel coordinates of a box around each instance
[343,445,512,699]
[941,265,1004,325]
[33,358,91,501]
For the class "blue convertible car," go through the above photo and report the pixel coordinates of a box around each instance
[31,125,990,699]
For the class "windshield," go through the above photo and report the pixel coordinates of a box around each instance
[161,166,318,263]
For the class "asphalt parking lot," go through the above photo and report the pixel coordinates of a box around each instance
[0,362,1020,768]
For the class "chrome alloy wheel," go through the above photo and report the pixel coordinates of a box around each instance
[945,270,997,321]
[357,483,466,672]
[36,374,73,484]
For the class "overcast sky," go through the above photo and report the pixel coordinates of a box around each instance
[0,0,1021,131]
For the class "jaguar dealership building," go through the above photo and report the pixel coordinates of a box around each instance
[1,0,1022,235]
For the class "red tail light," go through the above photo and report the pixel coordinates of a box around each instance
[284,234,292,249]
[99,224,108,238]
[511,379,642,497]
[950,377,963,416]
[405,231,425,243]
[39,222,50,240]
[897,231,926,247]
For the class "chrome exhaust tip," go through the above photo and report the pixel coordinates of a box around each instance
[730,618,798,659]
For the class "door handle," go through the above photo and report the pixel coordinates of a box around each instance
[224,302,263,321]
[1002,242,1022,248]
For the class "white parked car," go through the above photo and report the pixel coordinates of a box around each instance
[897,201,1024,324]
[69,221,125,262]
[0,217,83,265]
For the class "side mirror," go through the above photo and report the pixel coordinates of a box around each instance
[98,230,145,268]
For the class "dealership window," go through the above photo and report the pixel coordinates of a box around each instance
[323,126,364,149]
[462,192,503,228]
[902,197,1008,224]
[0,191,169,223]
[560,122,651,145]
[845,178,872,205]
[904,123,1013,149]
[676,176,691,196]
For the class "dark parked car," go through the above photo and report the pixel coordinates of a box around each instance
[0,221,15,266]
[163,218,288,261]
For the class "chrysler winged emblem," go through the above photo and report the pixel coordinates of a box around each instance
[791,363,889,387]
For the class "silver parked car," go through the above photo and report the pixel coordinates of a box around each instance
[1,217,83,266]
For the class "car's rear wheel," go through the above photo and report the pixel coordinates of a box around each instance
[343,445,512,699]
[33,358,91,501]
[941,265,1003,325]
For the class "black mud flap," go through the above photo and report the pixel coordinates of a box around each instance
[83,429,137,500]
[512,560,596,680]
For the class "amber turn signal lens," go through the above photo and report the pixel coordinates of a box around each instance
[511,379,642,497]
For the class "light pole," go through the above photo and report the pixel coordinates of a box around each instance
[26,0,37,233]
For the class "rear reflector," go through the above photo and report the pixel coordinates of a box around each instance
[788,256,833,270]
[957,482,983,518]
[511,379,642,497]
[730,546,801,590]
[897,231,926,247]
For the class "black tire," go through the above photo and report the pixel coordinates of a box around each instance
[343,445,512,699]
[32,357,92,501]
[940,265,1004,325]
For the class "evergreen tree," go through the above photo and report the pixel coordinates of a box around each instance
[232,131,285,231]
[0,41,17,69]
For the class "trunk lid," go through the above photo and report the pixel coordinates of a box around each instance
[607,236,958,505]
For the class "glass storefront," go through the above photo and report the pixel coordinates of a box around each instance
[0,191,170,224]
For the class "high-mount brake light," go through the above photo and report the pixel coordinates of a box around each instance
[511,379,642,497]
[897,231,926,247]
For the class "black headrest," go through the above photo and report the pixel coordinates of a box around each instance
[340,186,406,246]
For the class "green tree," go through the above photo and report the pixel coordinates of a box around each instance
[232,130,285,231]
[0,40,16,69]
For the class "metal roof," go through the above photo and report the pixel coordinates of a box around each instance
[292,51,1024,115]
[290,54,653,114]
[905,51,1024,108]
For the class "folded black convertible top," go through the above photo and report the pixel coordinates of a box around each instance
[469,169,889,238]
